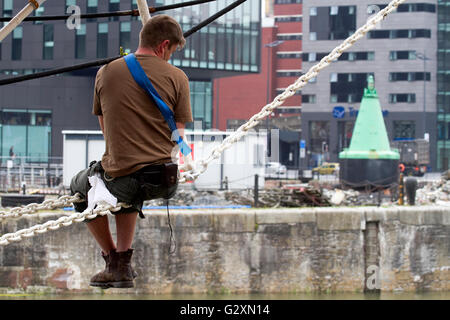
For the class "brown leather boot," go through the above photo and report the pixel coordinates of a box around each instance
[108,249,135,288]
[90,249,136,288]
[90,250,114,289]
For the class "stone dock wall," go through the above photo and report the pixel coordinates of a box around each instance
[0,206,449,294]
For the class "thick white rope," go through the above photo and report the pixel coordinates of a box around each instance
[0,0,47,42]
[178,0,407,183]
[136,0,151,24]
[0,0,406,245]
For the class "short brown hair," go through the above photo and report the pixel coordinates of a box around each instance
[139,15,185,50]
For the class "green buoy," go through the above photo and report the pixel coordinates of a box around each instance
[339,76,400,188]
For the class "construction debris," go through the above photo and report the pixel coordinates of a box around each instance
[138,175,450,208]
[144,185,331,208]
[415,179,450,205]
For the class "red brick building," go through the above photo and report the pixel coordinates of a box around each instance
[212,0,303,168]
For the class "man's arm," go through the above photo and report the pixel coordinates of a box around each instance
[176,122,185,140]
[98,116,105,135]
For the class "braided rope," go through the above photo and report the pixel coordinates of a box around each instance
[178,0,407,183]
[0,0,405,245]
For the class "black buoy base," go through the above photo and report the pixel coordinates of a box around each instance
[339,158,399,189]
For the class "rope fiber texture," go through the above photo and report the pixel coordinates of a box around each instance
[0,0,406,245]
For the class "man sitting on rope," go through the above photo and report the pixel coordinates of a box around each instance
[70,14,193,289]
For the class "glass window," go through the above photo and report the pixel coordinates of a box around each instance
[0,110,52,163]
[302,94,316,103]
[394,121,415,139]
[389,94,416,103]
[309,121,330,166]
[187,81,212,129]
[66,0,77,12]
[438,122,445,140]
[277,70,302,77]
[3,126,27,160]
[368,30,390,39]
[43,24,54,60]
[120,22,131,54]
[310,7,317,16]
[3,0,13,17]
[27,125,51,162]
[97,23,108,58]
[330,73,338,82]
[338,121,355,151]
[278,34,302,41]
[3,0,13,10]
[75,24,86,59]
[2,109,29,125]
[109,0,120,21]
[87,0,98,22]
[394,29,410,38]
[34,4,45,24]
[12,27,23,60]
[330,6,338,15]
[131,0,139,21]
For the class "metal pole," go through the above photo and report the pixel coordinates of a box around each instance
[254,174,259,207]
[423,49,426,138]
[266,46,271,157]
[398,173,404,205]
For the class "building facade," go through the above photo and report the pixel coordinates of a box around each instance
[212,0,303,169]
[0,0,260,162]
[301,0,438,170]
[437,0,450,170]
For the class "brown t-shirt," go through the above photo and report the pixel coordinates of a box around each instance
[92,54,193,177]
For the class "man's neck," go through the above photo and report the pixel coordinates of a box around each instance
[135,46,159,57]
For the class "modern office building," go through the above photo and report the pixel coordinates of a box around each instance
[300,0,438,170]
[0,0,261,163]
[437,0,450,170]
[213,0,303,168]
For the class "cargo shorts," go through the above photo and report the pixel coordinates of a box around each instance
[70,161,178,221]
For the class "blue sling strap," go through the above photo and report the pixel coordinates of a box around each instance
[123,53,192,156]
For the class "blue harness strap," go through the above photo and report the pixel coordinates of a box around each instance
[123,53,191,156]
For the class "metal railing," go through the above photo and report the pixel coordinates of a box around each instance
[0,156,63,191]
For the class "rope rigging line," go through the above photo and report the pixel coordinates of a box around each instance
[0,0,216,23]
[0,0,246,86]
[0,0,407,246]
[0,0,47,42]
[136,0,151,24]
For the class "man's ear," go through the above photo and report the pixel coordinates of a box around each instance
[162,39,170,49]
